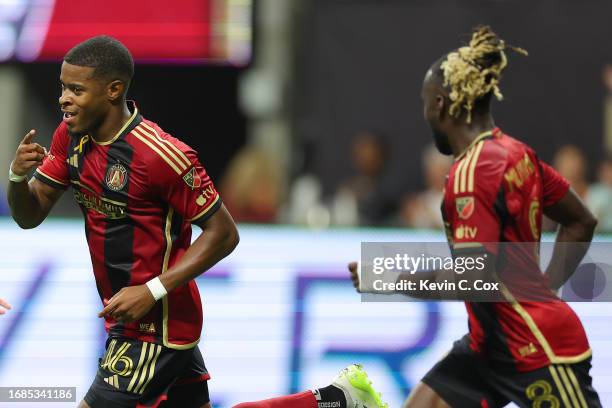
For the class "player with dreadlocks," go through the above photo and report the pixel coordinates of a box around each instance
[349,26,602,407]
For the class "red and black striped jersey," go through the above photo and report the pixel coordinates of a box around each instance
[34,102,221,350]
[442,127,591,372]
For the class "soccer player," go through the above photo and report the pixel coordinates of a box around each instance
[349,27,602,407]
[8,35,239,408]
[7,36,387,408]
[0,298,10,315]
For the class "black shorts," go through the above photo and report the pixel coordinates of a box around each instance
[422,335,602,408]
[84,336,210,408]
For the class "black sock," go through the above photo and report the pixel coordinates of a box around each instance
[312,385,347,408]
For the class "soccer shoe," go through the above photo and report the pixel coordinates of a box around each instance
[332,364,388,408]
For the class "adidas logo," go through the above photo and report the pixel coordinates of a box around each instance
[104,374,120,389]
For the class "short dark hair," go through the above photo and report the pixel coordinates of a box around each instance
[64,36,134,88]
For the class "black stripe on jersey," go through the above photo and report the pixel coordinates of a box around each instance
[170,210,183,247]
[470,183,517,371]
[494,187,509,239]
[102,138,135,300]
[469,303,518,372]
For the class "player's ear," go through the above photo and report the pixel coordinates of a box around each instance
[107,80,125,103]
[435,94,446,118]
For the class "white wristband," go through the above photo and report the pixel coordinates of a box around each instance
[8,162,27,183]
[146,277,168,301]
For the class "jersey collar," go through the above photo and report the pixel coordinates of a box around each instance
[92,100,142,146]
[454,127,498,162]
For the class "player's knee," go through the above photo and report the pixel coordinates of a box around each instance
[403,382,450,408]
[77,400,91,408]
[200,403,212,408]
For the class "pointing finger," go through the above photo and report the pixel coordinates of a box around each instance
[98,300,116,318]
[22,130,36,145]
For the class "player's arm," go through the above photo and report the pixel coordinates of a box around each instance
[7,130,64,229]
[158,205,239,293]
[544,188,597,290]
[537,160,597,290]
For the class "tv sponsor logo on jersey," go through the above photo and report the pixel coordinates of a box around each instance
[455,225,477,240]
[196,185,216,207]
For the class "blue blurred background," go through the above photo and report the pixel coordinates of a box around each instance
[2,0,612,407]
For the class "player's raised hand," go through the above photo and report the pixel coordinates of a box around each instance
[11,130,48,177]
[98,285,157,323]
[0,298,12,315]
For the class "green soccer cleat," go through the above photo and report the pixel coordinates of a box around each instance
[332,364,388,408]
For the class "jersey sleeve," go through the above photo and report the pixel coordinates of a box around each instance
[33,124,70,189]
[450,153,506,255]
[150,140,222,223]
[539,160,570,207]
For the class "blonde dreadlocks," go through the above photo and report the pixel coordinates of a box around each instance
[440,26,527,123]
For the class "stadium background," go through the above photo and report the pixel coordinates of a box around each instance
[1,0,611,406]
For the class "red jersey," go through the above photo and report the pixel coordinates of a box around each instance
[442,127,591,372]
[34,102,221,350]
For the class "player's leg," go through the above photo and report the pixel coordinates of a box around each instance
[401,382,450,408]
[233,364,387,408]
[232,391,317,408]
[162,347,211,408]
[412,336,508,408]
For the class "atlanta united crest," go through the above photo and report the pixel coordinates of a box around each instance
[106,163,128,191]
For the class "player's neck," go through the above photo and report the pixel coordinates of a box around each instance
[90,103,132,144]
[449,115,495,159]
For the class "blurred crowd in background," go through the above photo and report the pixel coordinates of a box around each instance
[203,57,612,232]
[2,0,612,233]
[219,131,612,233]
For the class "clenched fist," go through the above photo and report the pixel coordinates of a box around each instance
[11,130,47,178]
[348,261,361,292]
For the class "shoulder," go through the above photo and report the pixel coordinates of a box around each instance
[450,137,508,197]
[51,122,71,142]
[128,119,197,176]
